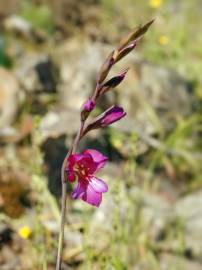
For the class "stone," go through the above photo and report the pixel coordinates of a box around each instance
[53,39,194,138]
[116,57,194,135]
[56,39,106,111]
[15,53,58,93]
[0,67,20,129]
[3,15,33,38]
[89,176,171,250]
[174,191,202,259]
[159,254,202,270]
[39,110,80,141]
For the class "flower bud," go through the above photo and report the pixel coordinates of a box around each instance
[83,106,126,135]
[100,106,126,126]
[97,50,115,84]
[81,99,96,121]
[117,19,155,51]
[114,42,136,63]
[84,99,96,112]
[100,68,128,95]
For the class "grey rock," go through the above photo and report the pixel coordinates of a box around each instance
[39,110,80,141]
[159,254,202,270]
[174,191,202,220]
[56,39,105,111]
[15,53,57,93]
[3,15,33,38]
[53,39,193,137]
[0,68,20,129]
[174,191,202,259]
[90,178,171,248]
[116,58,193,135]
[130,186,172,241]
[132,254,202,270]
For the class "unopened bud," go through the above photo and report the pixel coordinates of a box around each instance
[97,50,115,84]
[81,99,96,121]
[118,19,155,51]
[83,105,126,136]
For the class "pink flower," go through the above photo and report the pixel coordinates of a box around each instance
[81,99,96,121]
[99,106,126,126]
[82,106,126,136]
[83,99,96,112]
[66,149,108,207]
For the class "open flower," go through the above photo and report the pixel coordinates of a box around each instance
[18,226,32,239]
[150,0,162,8]
[66,149,108,207]
[158,35,169,46]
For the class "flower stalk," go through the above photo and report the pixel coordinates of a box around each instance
[56,19,154,269]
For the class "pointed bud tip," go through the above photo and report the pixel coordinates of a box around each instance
[100,105,126,126]
[102,68,129,89]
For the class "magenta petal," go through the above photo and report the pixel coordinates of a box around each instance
[82,184,102,207]
[101,106,126,126]
[83,99,96,112]
[72,182,86,199]
[68,154,83,168]
[84,149,108,163]
[83,149,108,171]
[90,176,108,193]
[78,154,98,174]
[67,169,75,182]
[86,106,126,132]
[67,154,83,182]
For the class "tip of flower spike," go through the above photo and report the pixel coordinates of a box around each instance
[117,19,155,51]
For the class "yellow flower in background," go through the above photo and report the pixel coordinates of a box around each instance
[18,226,32,239]
[150,0,162,8]
[158,35,169,45]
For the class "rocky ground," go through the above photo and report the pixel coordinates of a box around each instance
[0,1,202,269]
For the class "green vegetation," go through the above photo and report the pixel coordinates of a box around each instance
[1,0,202,269]
[0,35,12,68]
[20,0,54,34]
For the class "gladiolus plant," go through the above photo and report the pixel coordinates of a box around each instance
[56,19,154,270]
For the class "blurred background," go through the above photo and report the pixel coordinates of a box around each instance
[0,0,202,269]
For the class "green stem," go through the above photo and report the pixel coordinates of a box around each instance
[56,158,67,270]
[56,122,84,270]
